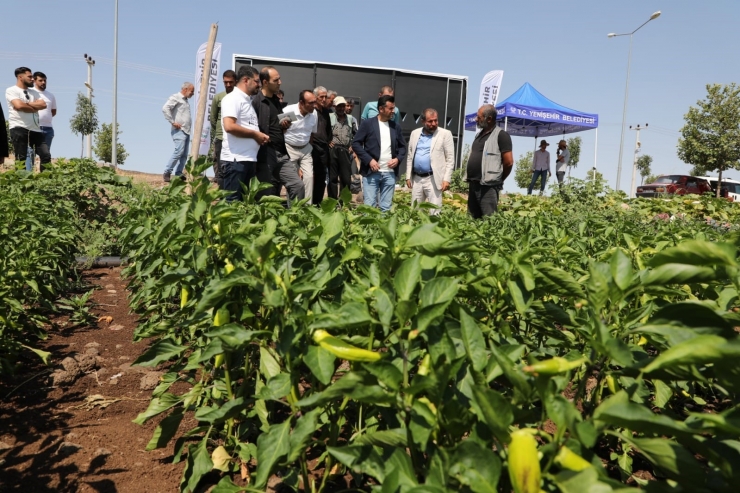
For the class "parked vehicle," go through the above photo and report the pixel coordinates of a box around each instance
[636,175,712,198]
[698,176,740,201]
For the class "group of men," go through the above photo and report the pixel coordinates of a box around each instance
[162,66,516,217]
[3,67,58,171]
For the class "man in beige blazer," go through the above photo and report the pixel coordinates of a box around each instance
[405,108,455,214]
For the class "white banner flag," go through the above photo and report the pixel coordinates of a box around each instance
[194,42,222,156]
[478,70,504,108]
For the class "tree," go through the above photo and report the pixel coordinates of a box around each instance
[636,154,653,184]
[643,173,659,185]
[677,83,740,197]
[93,123,128,166]
[565,136,582,178]
[69,92,98,158]
[514,151,534,190]
[586,167,604,183]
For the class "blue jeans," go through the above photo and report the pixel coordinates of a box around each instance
[363,172,396,212]
[165,128,190,175]
[528,169,549,194]
[26,127,54,171]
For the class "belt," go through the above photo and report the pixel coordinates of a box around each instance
[286,142,311,149]
[414,171,433,178]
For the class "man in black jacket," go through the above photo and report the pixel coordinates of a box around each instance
[251,66,304,203]
[351,95,407,211]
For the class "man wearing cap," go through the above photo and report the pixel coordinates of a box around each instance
[328,96,357,200]
[464,104,513,218]
[528,139,551,195]
[283,89,318,203]
[555,139,570,191]
[405,108,454,215]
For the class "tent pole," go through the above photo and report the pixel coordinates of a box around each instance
[593,128,598,183]
[504,116,508,131]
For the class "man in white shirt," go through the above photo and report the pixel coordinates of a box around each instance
[555,139,570,191]
[528,139,551,195]
[6,67,49,171]
[24,71,57,171]
[220,66,269,202]
[162,82,194,182]
[282,91,318,203]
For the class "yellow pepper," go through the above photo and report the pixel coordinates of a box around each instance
[507,429,541,493]
[312,329,381,362]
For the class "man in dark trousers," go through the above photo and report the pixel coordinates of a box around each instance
[311,86,332,205]
[5,67,49,170]
[252,66,304,202]
[464,104,513,218]
[328,96,357,200]
[209,69,236,187]
[0,102,8,162]
[352,94,407,212]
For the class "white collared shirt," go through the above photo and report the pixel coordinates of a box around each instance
[162,92,192,134]
[221,87,260,162]
[282,103,318,147]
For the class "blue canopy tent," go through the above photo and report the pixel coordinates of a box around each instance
[464,82,599,172]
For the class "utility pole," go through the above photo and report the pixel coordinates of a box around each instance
[629,123,648,198]
[112,0,118,169]
[84,54,95,159]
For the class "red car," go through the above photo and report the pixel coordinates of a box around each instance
[636,175,712,198]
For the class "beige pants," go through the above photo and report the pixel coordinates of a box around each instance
[411,174,442,215]
[286,143,313,204]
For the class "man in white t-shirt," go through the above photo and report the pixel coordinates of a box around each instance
[6,67,50,171]
[220,65,270,202]
[282,90,318,203]
[555,139,570,192]
[24,71,58,171]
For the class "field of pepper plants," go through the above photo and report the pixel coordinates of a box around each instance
[107,158,740,493]
[4,158,740,492]
[0,159,135,373]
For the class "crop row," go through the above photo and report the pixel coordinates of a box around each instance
[115,160,740,493]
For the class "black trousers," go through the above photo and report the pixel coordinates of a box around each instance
[220,159,256,202]
[311,142,330,205]
[213,139,223,188]
[10,127,50,169]
[328,146,353,200]
[468,181,501,219]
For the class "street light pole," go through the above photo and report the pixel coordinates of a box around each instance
[112,0,118,169]
[609,10,661,192]
[84,54,95,159]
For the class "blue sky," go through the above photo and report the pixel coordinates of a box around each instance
[3,0,739,192]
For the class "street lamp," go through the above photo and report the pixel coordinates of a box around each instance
[609,10,661,193]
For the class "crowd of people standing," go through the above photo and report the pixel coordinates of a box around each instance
[163,66,516,218]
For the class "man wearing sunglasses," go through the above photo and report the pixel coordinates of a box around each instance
[5,67,50,171]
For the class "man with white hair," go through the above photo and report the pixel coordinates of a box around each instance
[283,89,318,203]
[162,81,194,181]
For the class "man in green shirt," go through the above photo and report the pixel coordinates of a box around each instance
[210,69,236,188]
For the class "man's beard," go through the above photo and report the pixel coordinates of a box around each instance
[23,80,33,88]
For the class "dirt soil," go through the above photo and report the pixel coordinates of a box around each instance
[0,267,184,493]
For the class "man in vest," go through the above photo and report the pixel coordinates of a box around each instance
[328,96,356,200]
[464,104,513,218]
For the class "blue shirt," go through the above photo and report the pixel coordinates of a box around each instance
[413,132,433,174]
[361,101,401,124]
